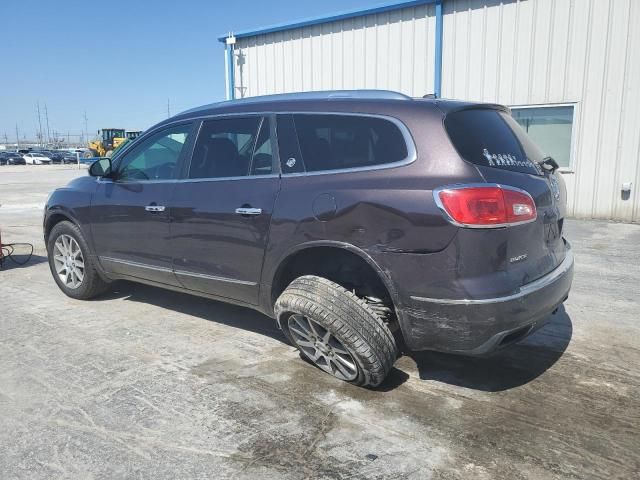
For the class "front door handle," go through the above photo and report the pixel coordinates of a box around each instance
[145,205,166,212]
[235,207,262,216]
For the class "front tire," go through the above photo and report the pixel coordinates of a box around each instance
[47,221,110,299]
[275,276,397,387]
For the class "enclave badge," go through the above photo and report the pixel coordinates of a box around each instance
[510,254,528,263]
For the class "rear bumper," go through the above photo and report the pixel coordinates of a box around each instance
[397,245,574,354]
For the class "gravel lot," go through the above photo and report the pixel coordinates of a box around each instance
[1,165,639,479]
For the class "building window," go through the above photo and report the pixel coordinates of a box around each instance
[511,105,575,171]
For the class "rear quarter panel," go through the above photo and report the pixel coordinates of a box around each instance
[261,104,484,309]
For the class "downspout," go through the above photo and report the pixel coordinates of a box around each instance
[434,0,443,98]
[225,34,236,100]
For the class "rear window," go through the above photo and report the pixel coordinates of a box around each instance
[444,108,544,175]
[292,114,408,172]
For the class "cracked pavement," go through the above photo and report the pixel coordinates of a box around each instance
[1,165,639,479]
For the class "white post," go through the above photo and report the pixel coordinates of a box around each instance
[76,151,80,170]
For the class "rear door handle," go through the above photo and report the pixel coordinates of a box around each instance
[145,205,166,212]
[235,207,262,216]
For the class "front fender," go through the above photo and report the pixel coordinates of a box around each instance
[44,177,97,252]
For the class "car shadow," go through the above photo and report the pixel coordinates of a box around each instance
[0,253,48,271]
[405,306,573,392]
[95,282,570,393]
[98,281,288,344]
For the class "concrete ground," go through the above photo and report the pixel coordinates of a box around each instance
[1,164,639,479]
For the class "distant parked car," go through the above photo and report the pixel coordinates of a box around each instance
[48,151,77,164]
[23,152,51,165]
[33,150,55,159]
[0,151,26,165]
[61,151,79,164]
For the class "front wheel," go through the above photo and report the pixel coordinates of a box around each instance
[47,221,111,299]
[275,275,397,387]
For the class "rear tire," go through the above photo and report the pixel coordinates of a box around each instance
[47,221,110,300]
[275,275,397,387]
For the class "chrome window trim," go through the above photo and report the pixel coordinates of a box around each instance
[433,183,538,229]
[97,174,280,185]
[410,247,573,305]
[105,111,415,182]
[280,112,416,177]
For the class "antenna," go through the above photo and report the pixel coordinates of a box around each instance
[167,99,171,118]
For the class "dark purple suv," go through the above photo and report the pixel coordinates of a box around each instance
[44,90,573,387]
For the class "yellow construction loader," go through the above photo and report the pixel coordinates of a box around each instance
[86,128,126,158]
[85,129,144,158]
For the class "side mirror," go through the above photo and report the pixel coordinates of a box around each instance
[88,157,113,178]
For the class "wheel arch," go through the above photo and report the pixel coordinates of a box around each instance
[44,209,78,243]
[268,241,399,322]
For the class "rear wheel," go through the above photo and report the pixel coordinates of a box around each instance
[47,221,110,299]
[275,275,397,387]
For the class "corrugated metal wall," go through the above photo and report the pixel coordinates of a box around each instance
[231,0,640,222]
[441,0,640,221]
[234,3,437,97]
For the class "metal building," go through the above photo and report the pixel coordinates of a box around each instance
[219,0,640,222]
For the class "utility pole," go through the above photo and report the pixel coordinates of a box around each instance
[15,124,20,149]
[36,102,44,147]
[167,99,171,118]
[83,111,88,146]
[45,104,51,145]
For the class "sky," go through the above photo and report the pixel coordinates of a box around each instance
[0,0,379,143]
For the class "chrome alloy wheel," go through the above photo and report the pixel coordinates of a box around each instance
[53,234,85,289]
[288,314,358,381]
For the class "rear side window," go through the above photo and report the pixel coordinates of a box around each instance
[444,109,544,175]
[291,114,408,172]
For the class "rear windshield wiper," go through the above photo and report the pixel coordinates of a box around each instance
[538,156,559,173]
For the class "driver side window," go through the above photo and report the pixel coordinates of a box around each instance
[116,124,192,181]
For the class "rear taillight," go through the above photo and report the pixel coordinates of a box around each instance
[434,184,537,228]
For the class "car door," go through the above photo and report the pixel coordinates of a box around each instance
[91,122,196,286]
[169,115,281,305]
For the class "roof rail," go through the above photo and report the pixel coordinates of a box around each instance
[227,89,412,104]
[177,90,411,116]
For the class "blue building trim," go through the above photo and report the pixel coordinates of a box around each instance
[219,0,445,98]
[217,0,439,42]
[225,42,235,100]
[434,0,443,98]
